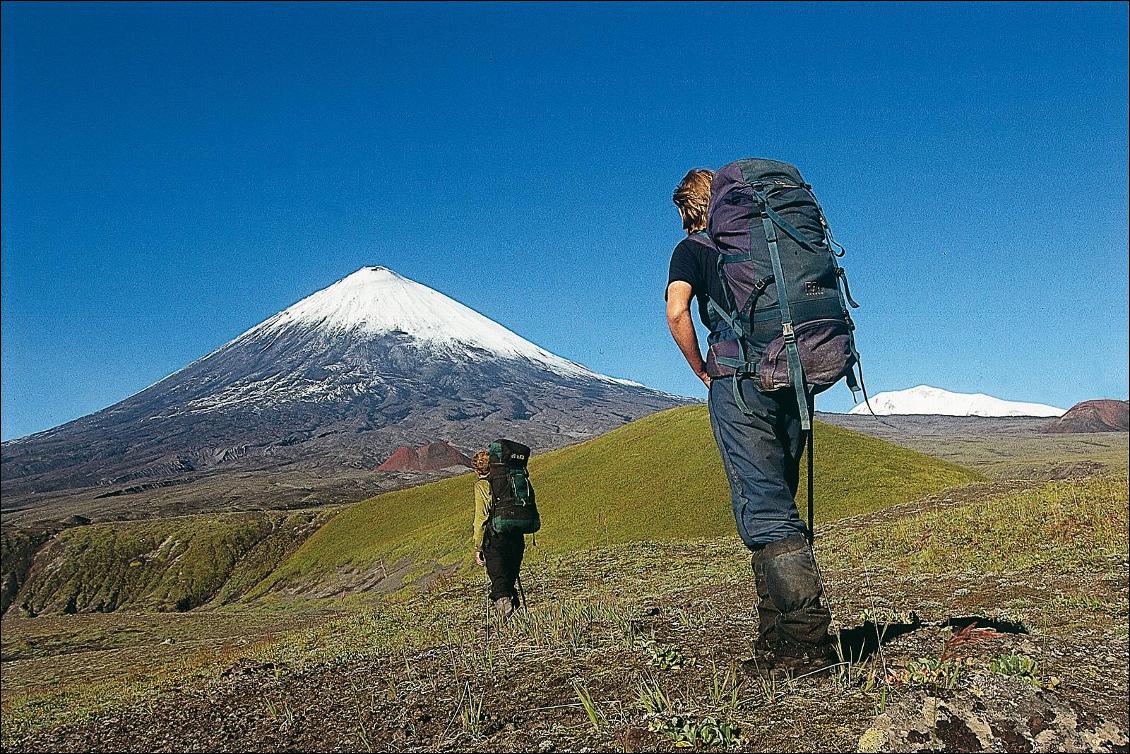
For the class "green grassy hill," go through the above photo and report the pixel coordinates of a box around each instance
[256,405,983,596]
[10,511,329,615]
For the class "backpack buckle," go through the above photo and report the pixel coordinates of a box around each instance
[782,322,796,342]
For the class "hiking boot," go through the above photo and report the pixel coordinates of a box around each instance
[742,654,837,680]
[493,596,515,622]
[770,638,838,674]
[750,534,835,669]
[741,638,838,679]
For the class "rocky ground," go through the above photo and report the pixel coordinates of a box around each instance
[4,475,1127,753]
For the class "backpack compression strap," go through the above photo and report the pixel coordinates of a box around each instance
[808,190,864,401]
[754,188,812,431]
[701,238,762,416]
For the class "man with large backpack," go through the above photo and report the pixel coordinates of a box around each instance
[472,439,540,621]
[665,160,862,673]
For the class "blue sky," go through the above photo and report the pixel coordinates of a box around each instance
[2,2,1127,440]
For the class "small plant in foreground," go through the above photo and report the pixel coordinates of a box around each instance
[264,698,296,730]
[939,622,1002,663]
[989,654,1041,685]
[573,680,607,731]
[900,657,962,689]
[707,660,741,713]
[647,716,742,749]
[458,682,484,739]
[355,711,375,752]
[637,677,674,716]
[739,658,785,705]
[642,640,694,671]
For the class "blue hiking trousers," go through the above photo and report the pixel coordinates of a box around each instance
[708,375,810,549]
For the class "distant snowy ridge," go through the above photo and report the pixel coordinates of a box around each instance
[240,266,640,386]
[847,385,1065,417]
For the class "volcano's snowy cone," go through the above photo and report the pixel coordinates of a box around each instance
[2,267,684,521]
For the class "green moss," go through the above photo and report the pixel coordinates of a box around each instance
[257,406,982,593]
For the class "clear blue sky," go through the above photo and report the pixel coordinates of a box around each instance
[2,2,1127,440]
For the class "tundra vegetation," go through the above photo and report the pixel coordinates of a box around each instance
[1,407,1126,752]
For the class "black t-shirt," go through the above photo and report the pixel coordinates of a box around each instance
[666,233,728,337]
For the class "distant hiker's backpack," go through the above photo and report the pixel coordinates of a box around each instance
[705,158,864,430]
[487,439,540,535]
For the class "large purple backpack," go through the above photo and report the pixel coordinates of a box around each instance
[705,158,863,431]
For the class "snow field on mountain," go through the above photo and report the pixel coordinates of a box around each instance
[243,267,638,386]
[849,385,1065,417]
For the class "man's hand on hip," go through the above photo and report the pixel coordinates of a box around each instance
[695,362,712,388]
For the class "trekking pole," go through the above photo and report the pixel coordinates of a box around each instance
[482,570,492,634]
[516,573,529,613]
[806,425,815,545]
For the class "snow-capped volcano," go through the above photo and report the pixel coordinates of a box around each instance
[1,267,684,523]
[246,267,631,383]
[175,266,641,415]
[848,385,1065,417]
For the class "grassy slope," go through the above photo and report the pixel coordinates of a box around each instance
[1,528,53,613]
[831,474,1130,574]
[257,405,983,594]
[13,511,329,615]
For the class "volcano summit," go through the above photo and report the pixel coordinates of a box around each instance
[1,267,685,523]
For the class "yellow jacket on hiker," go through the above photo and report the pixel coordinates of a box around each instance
[472,477,491,551]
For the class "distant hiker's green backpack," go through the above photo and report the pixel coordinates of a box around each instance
[487,439,540,535]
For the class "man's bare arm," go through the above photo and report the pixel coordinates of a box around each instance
[665,281,711,387]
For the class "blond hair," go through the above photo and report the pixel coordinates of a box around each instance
[472,450,491,477]
[672,169,714,234]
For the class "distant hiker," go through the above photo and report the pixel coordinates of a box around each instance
[665,162,863,673]
[472,440,540,621]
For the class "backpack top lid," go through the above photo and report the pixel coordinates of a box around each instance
[709,158,806,213]
[709,159,807,240]
[489,439,530,468]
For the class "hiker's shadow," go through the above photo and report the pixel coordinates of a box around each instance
[833,613,1027,662]
[835,612,924,662]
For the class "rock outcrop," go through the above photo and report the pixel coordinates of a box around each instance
[858,679,1128,753]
